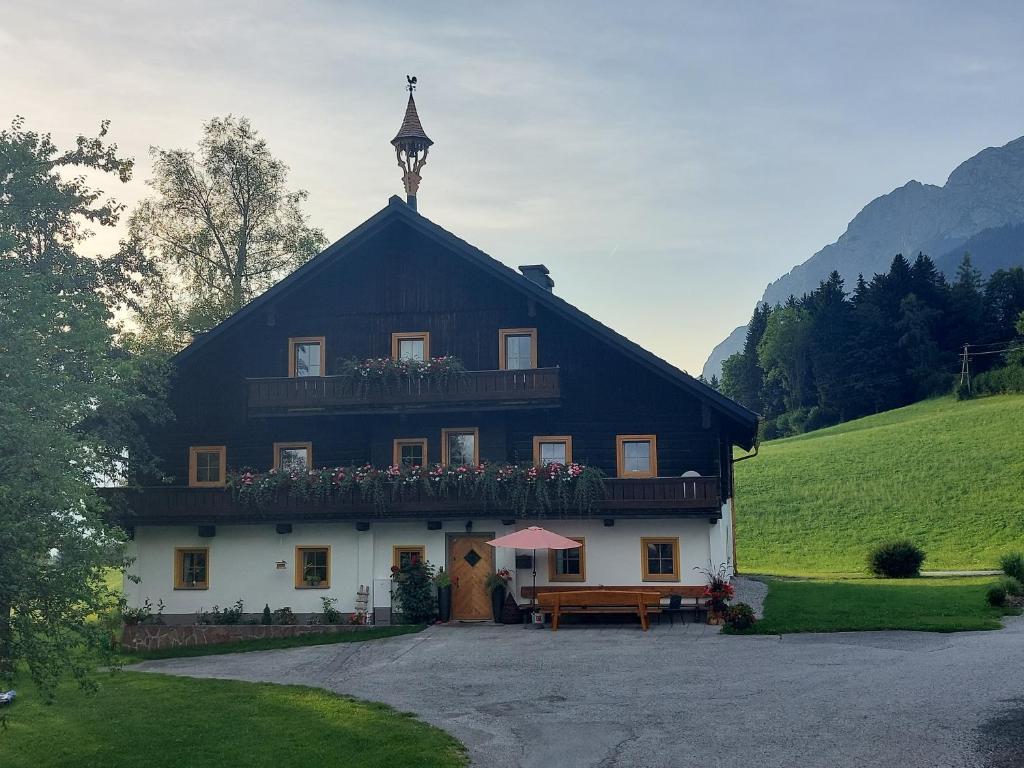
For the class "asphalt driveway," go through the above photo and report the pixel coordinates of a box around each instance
[134,617,1024,768]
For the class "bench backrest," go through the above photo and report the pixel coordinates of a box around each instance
[524,585,707,600]
[537,590,662,609]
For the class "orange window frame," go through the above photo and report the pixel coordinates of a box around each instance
[498,328,538,370]
[174,547,210,590]
[392,545,426,569]
[532,435,573,466]
[393,438,429,467]
[547,537,585,582]
[640,537,680,582]
[615,434,658,478]
[294,546,331,589]
[188,445,227,488]
[288,336,326,377]
[441,427,480,466]
[391,331,431,361]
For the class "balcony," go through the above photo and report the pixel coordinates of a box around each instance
[100,476,722,526]
[246,367,562,417]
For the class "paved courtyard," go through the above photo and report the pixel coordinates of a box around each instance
[135,616,1024,767]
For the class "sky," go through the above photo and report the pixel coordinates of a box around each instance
[4,0,1024,372]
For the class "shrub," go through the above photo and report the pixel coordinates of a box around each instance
[320,596,342,624]
[391,559,437,624]
[724,602,756,631]
[986,583,1008,607]
[197,599,245,625]
[998,575,1023,597]
[867,540,925,578]
[262,603,273,625]
[1000,552,1024,582]
[972,365,1024,396]
[272,606,296,625]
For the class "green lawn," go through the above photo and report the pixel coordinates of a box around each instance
[739,577,1019,634]
[735,394,1024,575]
[123,625,424,660]
[0,672,466,768]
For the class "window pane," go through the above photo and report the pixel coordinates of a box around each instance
[302,550,328,583]
[196,451,221,482]
[539,442,567,466]
[447,433,475,465]
[399,443,424,466]
[505,335,533,370]
[556,546,581,575]
[183,551,206,585]
[398,549,421,569]
[295,343,321,377]
[398,338,425,362]
[280,448,309,472]
[624,441,651,473]
[646,542,674,575]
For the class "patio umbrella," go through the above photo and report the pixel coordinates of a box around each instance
[487,526,582,616]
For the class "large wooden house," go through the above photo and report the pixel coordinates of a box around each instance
[112,94,759,623]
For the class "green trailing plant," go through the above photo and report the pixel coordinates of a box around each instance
[335,355,466,396]
[1000,552,1024,582]
[390,559,437,625]
[228,460,606,516]
[867,540,925,578]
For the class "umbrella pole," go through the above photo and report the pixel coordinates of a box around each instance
[531,548,537,613]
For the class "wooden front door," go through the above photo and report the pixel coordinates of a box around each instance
[450,535,494,621]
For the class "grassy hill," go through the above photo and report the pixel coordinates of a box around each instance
[735,394,1024,575]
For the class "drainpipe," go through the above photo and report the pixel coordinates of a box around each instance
[729,430,761,576]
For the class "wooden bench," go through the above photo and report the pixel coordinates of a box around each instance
[536,590,663,631]
[524,585,711,626]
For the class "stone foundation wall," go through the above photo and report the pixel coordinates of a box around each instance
[121,623,373,652]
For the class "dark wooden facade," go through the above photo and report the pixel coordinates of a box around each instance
[131,199,757,523]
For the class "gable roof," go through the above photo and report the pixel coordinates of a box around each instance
[174,197,760,447]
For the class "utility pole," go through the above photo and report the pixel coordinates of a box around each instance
[959,344,971,393]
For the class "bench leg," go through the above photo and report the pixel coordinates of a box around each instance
[639,606,649,631]
[551,608,559,632]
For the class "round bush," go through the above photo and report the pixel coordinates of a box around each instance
[867,540,926,578]
[998,575,1023,597]
[987,583,1008,607]
[724,602,756,631]
[999,552,1024,582]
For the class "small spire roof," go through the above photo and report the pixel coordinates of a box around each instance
[392,93,433,148]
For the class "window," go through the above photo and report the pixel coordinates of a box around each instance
[393,545,426,570]
[616,435,658,478]
[533,436,572,466]
[289,336,325,377]
[393,438,428,467]
[548,537,585,582]
[441,428,479,466]
[641,537,680,581]
[391,332,430,362]
[274,442,313,472]
[295,546,330,588]
[499,328,537,370]
[188,445,226,488]
[174,548,209,589]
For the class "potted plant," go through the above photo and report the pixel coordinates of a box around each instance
[434,568,452,622]
[303,565,321,588]
[485,568,513,622]
[696,562,735,625]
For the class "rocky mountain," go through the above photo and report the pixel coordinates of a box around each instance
[703,135,1024,380]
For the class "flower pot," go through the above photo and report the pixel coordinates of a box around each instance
[437,584,452,622]
[491,586,506,622]
[707,611,725,625]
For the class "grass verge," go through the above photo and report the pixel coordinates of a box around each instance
[122,624,425,661]
[734,577,1020,634]
[0,671,466,768]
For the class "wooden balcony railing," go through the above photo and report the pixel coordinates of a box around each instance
[100,476,722,526]
[246,367,561,416]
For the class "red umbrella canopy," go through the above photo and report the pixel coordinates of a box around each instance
[487,526,580,550]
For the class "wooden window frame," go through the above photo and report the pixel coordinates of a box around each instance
[188,445,226,488]
[392,545,426,570]
[393,438,429,467]
[294,545,331,589]
[547,537,585,582]
[391,331,431,361]
[288,336,326,377]
[174,547,210,590]
[641,537,680,582]
[616,434,659,478]
[441,427,480,466]
[532,435,573,466]
[498,327,538,370]
[273,441,313,471]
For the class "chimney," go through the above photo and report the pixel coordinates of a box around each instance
[519,264,554,292]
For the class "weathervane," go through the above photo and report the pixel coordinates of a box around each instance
[391,75,433,211]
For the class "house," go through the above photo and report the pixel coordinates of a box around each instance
[110,91,759,623]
